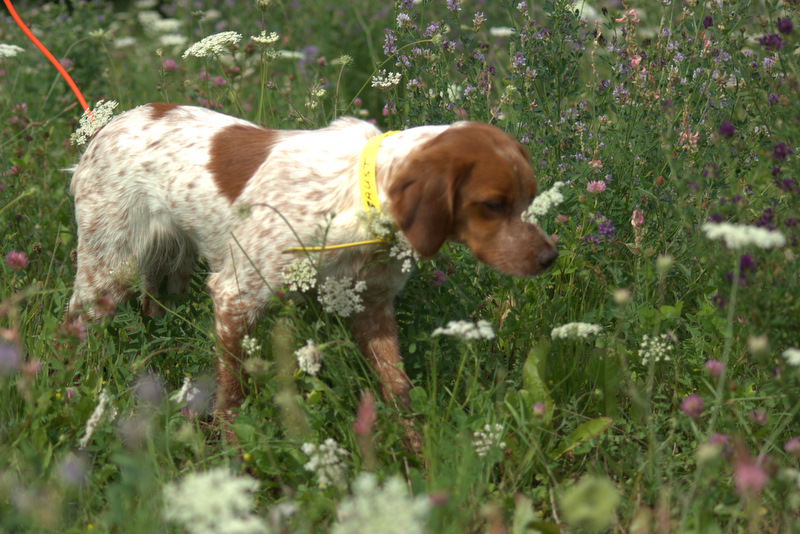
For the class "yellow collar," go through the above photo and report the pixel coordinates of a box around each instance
[358,130,399,213]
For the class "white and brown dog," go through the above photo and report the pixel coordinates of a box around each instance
[68,103,557,420]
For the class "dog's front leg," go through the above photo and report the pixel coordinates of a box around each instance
[352,300,411,409]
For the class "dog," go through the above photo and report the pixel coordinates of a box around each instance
[67,103,557,424]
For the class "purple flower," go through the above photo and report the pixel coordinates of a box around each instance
[162,59,177,71]
[704,359,724,377]
[59,58,73,69]
[772,143,793,161]
[735,456,769,495]
[383,29,397,55]
[702,16,713,29]
[777,17,793,35]
[598,220,615,239]
[748,409,767,425]
[681,394,704,418]
[719,120,734,138]
[213,76,226,87]
[0,343,20,376]
[758,33,783,51]
[709,433,729,446]
[431,270,447,287]
[5,251,28,270]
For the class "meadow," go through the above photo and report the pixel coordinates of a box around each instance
[1,0,800,531]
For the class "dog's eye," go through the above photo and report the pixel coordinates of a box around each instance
[482,200,507,213]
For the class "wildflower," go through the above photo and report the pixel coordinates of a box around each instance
[784,437,800,457]
[586,180,606,194]
[758,33,783,51]
[431,270,447,287]
[615,9,640,23]
[159,34,188,48]
[783,348,800,366]
[251,31,280,46]
[446,0,461,12]
[0,343,20,376]
[702,16,713,29]
[0,44,24,58]
[473,11,486,30]
[332,472,430,534]
[182,31,242,58]
[704,359,724,377]
[301,438,348,488]
[389,233,419,274]
[170,377,199,403]
[78,389,118,449]
[749,410,767,425]
[70,99,119,146]
[772,142,793,161]
[59,58,73,70]
[163,468,268,534]
[638,334,673,365]
[162,59,177,71]
[521,181,565,225]
[371,69,402,91]
[282,258,317,292]
[489,27,515,37]
[353,392,377,437]
[133,373,165,405]
[777,18,793,35]
[734,455,769,495]
[719,120,735,138]
[701,222,786,249]
[5,250,29,270]
[472,423,506,457]
[295,339,321,375]
[213,76,226,87]
[255,0,273,12]
[432,319,495,341]
[318,277,366,317]
[242,335,261,357]
[680,394,704,419]
[678,129,699,147]
[551,322,602,339]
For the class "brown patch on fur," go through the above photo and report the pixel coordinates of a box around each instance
[148,102,179,120]
[208,124,277,202]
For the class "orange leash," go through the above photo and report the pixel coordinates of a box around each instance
[3,0,92,118]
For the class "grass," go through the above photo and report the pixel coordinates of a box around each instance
[1,0,800,532]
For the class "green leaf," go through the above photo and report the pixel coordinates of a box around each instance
[549,417,613,460]
[523,340,554,423]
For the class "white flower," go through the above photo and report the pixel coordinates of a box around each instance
[150,17,182,34]
[301,438,348,488]
[283,258,317,292]
[783,348,800,367]
[162,468,268,534]
[332,472,430,534]
[295,339,322,375]
[70,100,119,146]
[170,377,199,403]
[182,31,242,58]
[114,36,137,49]
[0,44,24,58]
[551,322,602,339]
[242,335,262,357]
[78,389,118,449]
[472,423,506,457]
[701,222,786,249]
[389,233,420,274]
[638,333,673,365]
[159,34,188,48]
[432,319,495,341]
[521,181,565,225]
[371,69,402,90]
[489,27,515,37]
[319,278,367,318]
[251,31,280,46]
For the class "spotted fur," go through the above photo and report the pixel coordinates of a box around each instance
[68,103,558,419]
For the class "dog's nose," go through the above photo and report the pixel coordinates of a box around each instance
[538,248,559,269]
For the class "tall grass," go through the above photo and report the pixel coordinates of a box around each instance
[1,0,799,531]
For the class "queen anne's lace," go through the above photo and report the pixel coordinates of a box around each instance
[521,181,565,225]
[182,31,242,58]
[551,322,602,339]
[701,222,786,249]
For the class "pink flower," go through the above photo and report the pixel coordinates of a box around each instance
[734,456,769,495]
[784,437,800,457]
[615,9,640,23]
[200,70,208,82]
[353,391,376,437]
[749,410,767,425]
[213,76,226,87]
[709,433,729,446]
[5,251,29,270]
[704,359,724,377]
[59,58,73,69]
[631,210,644,228]
[679,129,700,147]
[556,214,569,224]
[162,59,177,71]
[431,270,447,287]
[681,394,704,418]
[588,159,603,169]
[587,180,606,194]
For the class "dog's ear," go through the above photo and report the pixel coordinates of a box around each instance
[387,155,473,258]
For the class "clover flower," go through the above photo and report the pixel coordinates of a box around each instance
[301,438,348,488]
[70,100,119,146]
[0,44,24,58]
[432,319,495,341]
[283,258,317,292]
[162,468,268,534]
[319,278,366,317]
[638,334,673,365]
[680,394,704,418]
[587,180,606,194]
[371,69,402,91]
[701,222,786,249]
[521,181,565,225]
[551,322,602,339]
[5,251,29,270]
[78,389,118,449]
[332,472,430,534]
[472,423,506,457]
[295,339,322,375]
[182,31,242,58]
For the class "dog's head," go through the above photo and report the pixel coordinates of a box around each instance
[387,122,558,277]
